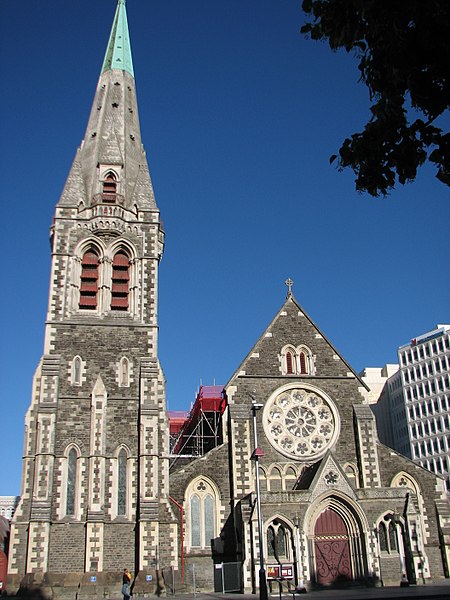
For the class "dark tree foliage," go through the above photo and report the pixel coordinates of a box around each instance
[301,0,450,196]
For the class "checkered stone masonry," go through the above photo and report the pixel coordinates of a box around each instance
[7,2,178,591]
[353,404,381,488]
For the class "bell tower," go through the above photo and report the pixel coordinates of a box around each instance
[8,1,177,595]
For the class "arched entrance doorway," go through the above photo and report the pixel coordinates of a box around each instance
[314,508,352,585]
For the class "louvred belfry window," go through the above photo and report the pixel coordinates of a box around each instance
[79,251,99,309]
[103,172,117,202]
[111,251,130,311]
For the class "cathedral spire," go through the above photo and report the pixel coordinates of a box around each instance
[102,0,134,77]
[57,0,157,211]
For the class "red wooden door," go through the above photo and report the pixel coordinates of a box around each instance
[314,508,352,585]
[0,550,7,592]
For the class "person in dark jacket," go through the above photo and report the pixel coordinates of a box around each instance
[122,568,131,600]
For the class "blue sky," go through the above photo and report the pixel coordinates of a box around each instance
[1,0,449,495]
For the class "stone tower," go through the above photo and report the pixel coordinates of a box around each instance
[8,1,177,596]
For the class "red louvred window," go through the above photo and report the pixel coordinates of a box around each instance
[79,251,99,310]
[103,172,117,202]
[299,352,307,374]
[111,251,130,311]
[286,352,294,374]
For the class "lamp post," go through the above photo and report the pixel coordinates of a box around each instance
[293,516,306,593]
[250,396,268,600]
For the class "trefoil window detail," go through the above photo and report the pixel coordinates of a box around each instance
[186,478,218,550]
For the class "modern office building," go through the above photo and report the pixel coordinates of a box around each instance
[398,325,450,488]
[363,326,450,489]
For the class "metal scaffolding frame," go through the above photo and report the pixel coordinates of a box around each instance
[169,386,226,465]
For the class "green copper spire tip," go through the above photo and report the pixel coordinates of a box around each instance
[102,0,134,77]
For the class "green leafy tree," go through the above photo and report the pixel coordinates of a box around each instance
[301,0,450,196]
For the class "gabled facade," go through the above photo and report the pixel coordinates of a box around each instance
[171,291,450,592]
[8,2,176,598]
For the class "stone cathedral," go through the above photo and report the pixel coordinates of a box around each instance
[7,2,450,598]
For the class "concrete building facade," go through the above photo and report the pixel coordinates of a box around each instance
[398,325,450,487]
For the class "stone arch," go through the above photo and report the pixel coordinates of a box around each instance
[343,462,359,487]
[280,344,297,375]
[105,239,138,315]
[268,465,283,492]
[259,465,268,492]
[296,344,314,375]
[70,355,84,386]
[111,444,132,519]
[118,356,130,387]
[284,465,298,490]
[266,514,295,563]
[70,238,106,314]
[59,443,82,520]
[305,492,370,586]
[184,476,221,552]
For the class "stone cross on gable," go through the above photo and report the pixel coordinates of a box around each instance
[285,277,294,296]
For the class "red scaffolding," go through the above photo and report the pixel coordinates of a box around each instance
[168,385,226,459]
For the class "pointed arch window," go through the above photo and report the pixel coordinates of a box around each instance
[117,449,127,516]
[119,357,130,387]
[190,494,201,547]
[79,250,99,309]
[111,251,130,311]
[102,172,117,201]
[299,351,307,374]
[187,479,217,550]
[378,518,399,553]
[66,448,78,516]
[286,352,294,375]
[281,346,297,375]
[72,356,82,386]
[378,522,388,552]
[388,522,398,552]
[267,520,289,559]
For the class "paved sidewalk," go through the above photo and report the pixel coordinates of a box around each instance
[104,581,450,600]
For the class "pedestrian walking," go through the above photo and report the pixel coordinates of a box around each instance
[122,568,131,600]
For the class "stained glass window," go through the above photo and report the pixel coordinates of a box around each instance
[118,449,127,516]
[66,448,77,516]
[204,494,214,547]
[378,522,388,552]
[389,522,398,552]
[190,494,201,547]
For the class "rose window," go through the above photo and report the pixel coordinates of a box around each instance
[263,387,338,460]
